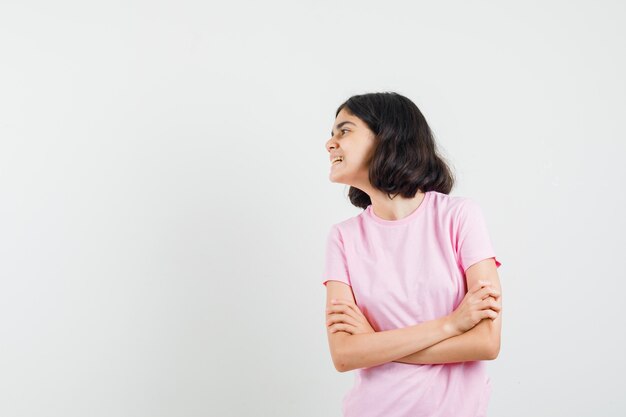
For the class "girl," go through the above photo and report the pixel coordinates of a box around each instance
[323,92,502,417]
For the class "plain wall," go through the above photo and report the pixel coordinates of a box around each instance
[1,1,625,416]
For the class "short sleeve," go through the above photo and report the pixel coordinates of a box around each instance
[322,224,352,287]
[455,199,502,273]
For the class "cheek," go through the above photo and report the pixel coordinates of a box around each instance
[352,155,370,170]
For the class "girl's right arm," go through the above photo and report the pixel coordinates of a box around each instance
[325,281,461,372]
[326,280,499,372]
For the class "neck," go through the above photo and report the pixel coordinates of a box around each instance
[367,189,426,221]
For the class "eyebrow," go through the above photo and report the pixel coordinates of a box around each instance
[331,121,356,137]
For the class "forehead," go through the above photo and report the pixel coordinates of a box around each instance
[331,111,360,135]
[335,108,358,124]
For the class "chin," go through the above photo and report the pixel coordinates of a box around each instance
[329,166,346,183]
[329,175,349,186]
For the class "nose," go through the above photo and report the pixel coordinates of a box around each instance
[326,138,337,152]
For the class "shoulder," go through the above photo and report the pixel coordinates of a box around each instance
[328,209,365,235]
[427,190,479,217]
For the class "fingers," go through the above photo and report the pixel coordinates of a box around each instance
[476,284,500,300]
[326,313,359,329]
[328,323,351,334]
[326,304,360,324]
[326,299,363,331]
[479,296,501,313]
[480,308,499,320]
[328,299,364,318]
[470,280,493,294]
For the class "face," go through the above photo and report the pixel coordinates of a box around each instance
[325,108,376,186]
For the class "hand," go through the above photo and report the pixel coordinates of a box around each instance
[447,280,501,334]
[326,298,376,335]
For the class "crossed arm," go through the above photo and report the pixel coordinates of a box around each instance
[326,258,502,371]
[393,313,499,364]
[394,258,502,364]
[394,258,502,365]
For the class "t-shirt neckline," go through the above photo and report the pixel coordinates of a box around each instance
[364,191,432,226]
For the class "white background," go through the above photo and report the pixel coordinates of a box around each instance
[1,1,625,416]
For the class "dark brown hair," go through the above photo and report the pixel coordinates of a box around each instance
[335,91,455,209]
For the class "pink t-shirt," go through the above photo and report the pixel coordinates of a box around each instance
[322,190,502,417]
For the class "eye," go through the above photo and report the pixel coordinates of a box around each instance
[341,129,349,135]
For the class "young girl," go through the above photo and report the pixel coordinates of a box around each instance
[323,92,502,417]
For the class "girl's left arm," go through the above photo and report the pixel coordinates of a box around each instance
[394,258,502,364]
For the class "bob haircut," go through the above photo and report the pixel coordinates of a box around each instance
[334,91,455,209]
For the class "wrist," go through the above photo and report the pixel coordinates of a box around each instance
[442,315,461,337]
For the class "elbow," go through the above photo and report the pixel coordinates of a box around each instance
[331,351,344,372]
[329,333,354,372]
[485,338,501,360]
[332,349,351,373]
[334,361,348,373]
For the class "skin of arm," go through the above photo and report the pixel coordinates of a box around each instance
[393,258,503,364]
[326,282,465,372]
[336,315,463,372]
